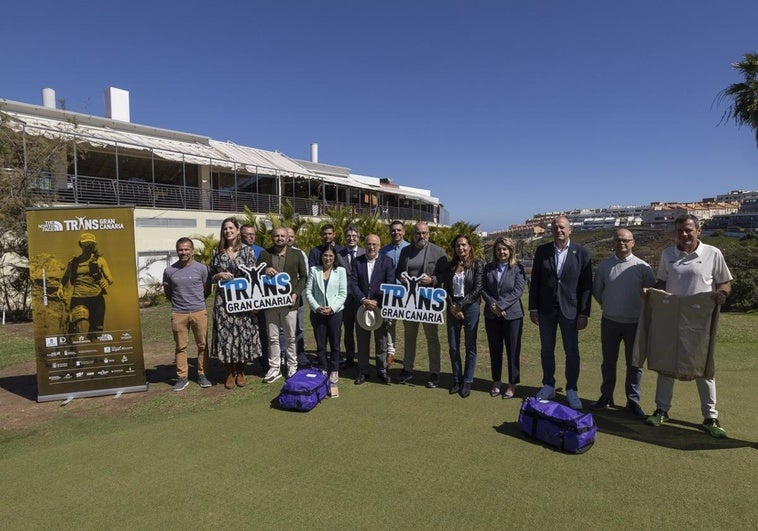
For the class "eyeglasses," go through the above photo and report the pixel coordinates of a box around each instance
[614,239,633,244]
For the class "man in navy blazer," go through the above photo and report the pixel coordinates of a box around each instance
[338,224,365,368]
[528,215,592,409]
[349,234,395,384]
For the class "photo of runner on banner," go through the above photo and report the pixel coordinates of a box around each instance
[379,272,446,324]
[219,262,293,313]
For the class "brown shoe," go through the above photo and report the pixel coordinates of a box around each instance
[235,363,247,387]
[224,364,235,389]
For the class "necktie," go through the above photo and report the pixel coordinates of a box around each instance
[349,249,355,266]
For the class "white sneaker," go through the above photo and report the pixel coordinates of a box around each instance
[566,389,583,410]
[263,368,281,383]
[329,371,339,384]
[286,367,297,379]
[535,385,555,400]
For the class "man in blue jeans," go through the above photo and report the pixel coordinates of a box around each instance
[528,215,592,410]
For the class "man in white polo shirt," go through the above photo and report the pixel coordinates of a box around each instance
[645,214,732,438]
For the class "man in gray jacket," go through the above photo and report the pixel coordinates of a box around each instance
[395,221,450,388]
[590,228,655,418]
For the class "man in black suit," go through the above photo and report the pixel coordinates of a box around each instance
[349,234,395,384]
[338,224,365,368]
[308,223,344,268]
[528,215,592,409]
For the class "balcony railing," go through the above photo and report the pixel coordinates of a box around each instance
[33,173,447,224]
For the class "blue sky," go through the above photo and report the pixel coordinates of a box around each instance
[2,1,756,231]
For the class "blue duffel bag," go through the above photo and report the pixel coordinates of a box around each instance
[277,369,329,411]
[518,397,597,453]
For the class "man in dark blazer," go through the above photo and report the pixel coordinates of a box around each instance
[395,221,450,388]
[338,224,365,368]
[308,223,345,268]
[528,215,592,409]
[349,234,395,384]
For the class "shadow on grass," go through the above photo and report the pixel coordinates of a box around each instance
[0,373,37,402]
[589,409,755,450]
[494,404,756,451]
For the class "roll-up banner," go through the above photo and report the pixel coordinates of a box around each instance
[27,206,148,402]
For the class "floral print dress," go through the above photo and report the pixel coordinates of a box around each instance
[210,246,261,363]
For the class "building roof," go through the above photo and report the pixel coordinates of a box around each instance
[1,97,440,207]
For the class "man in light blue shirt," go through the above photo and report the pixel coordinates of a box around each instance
[379,220,409,364]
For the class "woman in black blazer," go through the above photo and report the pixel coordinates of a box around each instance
[482,237,526,398]
[444,234,484,398]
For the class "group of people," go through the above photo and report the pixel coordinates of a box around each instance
[162,213,733,438]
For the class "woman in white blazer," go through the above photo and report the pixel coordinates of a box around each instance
[306,246,347,387]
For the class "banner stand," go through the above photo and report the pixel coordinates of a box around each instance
[38,384,150,404]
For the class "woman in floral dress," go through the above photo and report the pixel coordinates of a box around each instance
[210,217,261,388]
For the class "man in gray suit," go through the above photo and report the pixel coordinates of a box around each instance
[395,221,450,388]
[528,215,592,409]
[338,224,365,368]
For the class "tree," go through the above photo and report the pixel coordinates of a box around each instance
[717,52,758,147]
[0,110,75,319]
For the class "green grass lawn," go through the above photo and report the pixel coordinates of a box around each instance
[1,303,757,529]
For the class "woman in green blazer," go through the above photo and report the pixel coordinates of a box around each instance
[305,246,347,387]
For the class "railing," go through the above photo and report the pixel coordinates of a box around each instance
[35,173,447,224]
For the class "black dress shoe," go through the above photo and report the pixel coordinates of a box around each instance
[589,396,614,410]
[460,382,471,398]
[354,373,368,385]
[449,382,460,395]
[627,401,647,419]
[377,371,391,384]
[425,373,439,389]
[396,370,413,384]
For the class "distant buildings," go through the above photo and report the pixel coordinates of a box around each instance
[495,191,754,239]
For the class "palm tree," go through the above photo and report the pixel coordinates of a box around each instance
[717,52,758,148]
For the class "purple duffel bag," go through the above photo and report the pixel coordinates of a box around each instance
[277,369,329,412]
[518,397,597,453]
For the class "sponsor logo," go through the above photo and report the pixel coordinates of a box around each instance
[38,220,64,232]
[110,368,124,374]
[45,337,58,347]
[104,346,111,353]
[379,273,447,325]
[41,215,126,233]
[103,357,113,364]
[64,350,77,357]
[75,371,85,378]
[49,375,62,381]
[120,332,132,340]
[97,370,108,376]
[75,359,95,366]
[72,335,91,344]
[63,373,73,379]
[51,362,68,369]
[121,355,129,363]
[97,333,113,341]
[85,371,95,376]
[126,367,135,373]
[47,351,62,358]
[107,346,133,353]
[220,263,294,314]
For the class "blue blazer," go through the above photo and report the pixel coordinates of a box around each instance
[349,254,396,304]
[306,266,347,313]
[482,261,526,321]
[528,241,592,319]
